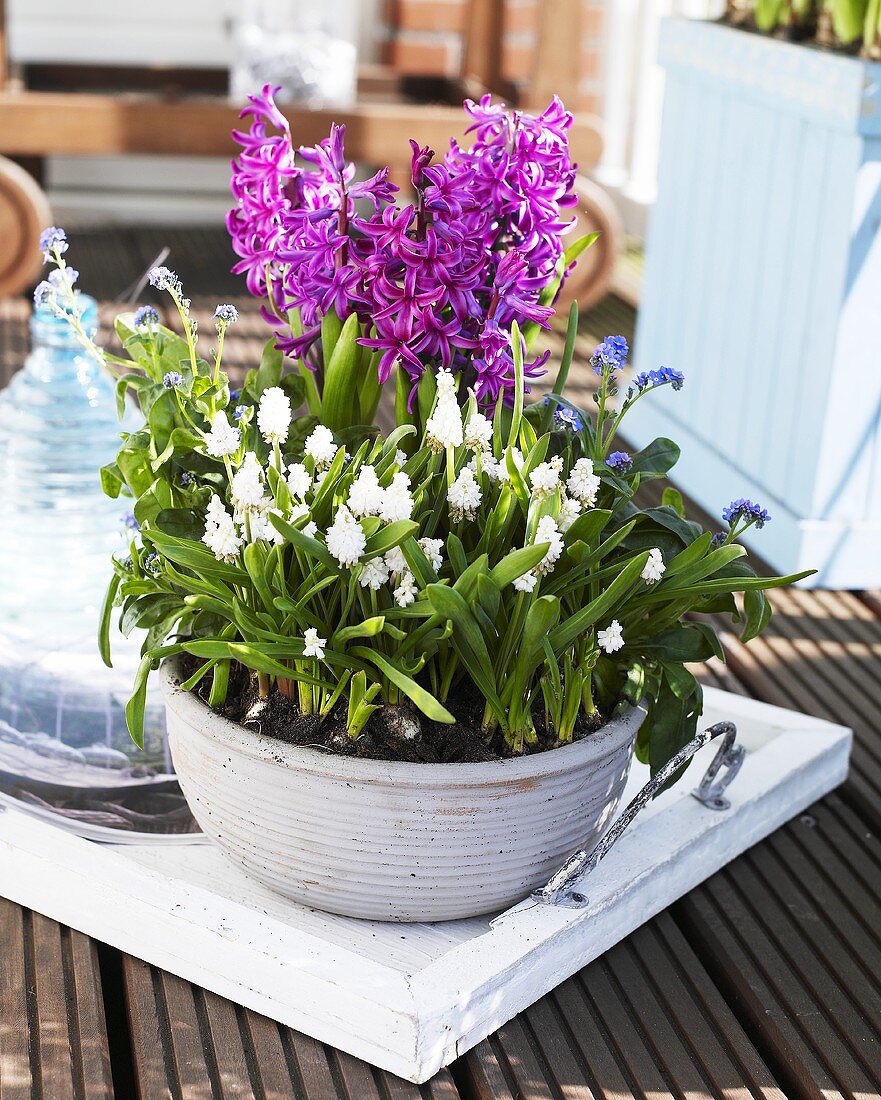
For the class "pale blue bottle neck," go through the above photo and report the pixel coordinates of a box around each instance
[29,293,99,351]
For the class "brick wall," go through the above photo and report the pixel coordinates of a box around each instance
[381,0,606,115]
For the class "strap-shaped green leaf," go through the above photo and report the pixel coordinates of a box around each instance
[321,312,362,430]
[551,552,649,653]
[349,647,455,723]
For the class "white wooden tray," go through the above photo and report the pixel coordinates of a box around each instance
[0,686,851,1082]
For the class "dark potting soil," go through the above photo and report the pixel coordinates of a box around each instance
[178,654,607,764]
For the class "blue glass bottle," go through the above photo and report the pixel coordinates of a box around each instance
[0,295,167,773]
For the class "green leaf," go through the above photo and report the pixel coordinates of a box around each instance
[564,508,612,547]
[268,512,338,571]
[363,520,420,560]
[334,617,386,644]
[125,653,154,748]
[98,574,120,668]
[489,544,550,588]
[349,647,455,723]
[741,586,772,643]
[551,552,649,653]
[321,312,362,430]
[638,622,722,663]
[563,231,600,267]
[630,437,680,480]
[153,508,202,539]
[662,487,685,518]
[100,462,124,499]
[147,529,248,583]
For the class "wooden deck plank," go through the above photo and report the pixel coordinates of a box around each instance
[122,955,461,1100]
[713,586,881,825]
[676,793,881,1100]
[0,900,113,1100]
[460,911,786,1099]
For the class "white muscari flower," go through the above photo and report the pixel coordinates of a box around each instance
[206,494,226,523]
[289,503,318,540]
[530,456,563,498]
[303,627,326,660]
[326,505,365,567]
[418,537,444,572]
[202,494,243,562]
[231,452,268,515]
[642,547,666,584]
[464,411,493,452]
[360,556,390,590]
[378,472,414,522]
[305,424,337,467]
[204,411,241,458]
[393,570,418,608]
[558,494,581,533]
[347,464,383,517]
[250,510,284,545]
[597,620,625,654]
[534,515,564,575]
[469,453,501,482]
[286,462,311,499]
[425,369,463,451]
[384,546,407,574]
[513,570,538,593]
[448,467,481,521]
[256,386,292,445]
[567,458,600,507]
[498,446,524,483]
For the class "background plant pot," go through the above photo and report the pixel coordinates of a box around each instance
[628,17,881,588]
[160,657,643,922]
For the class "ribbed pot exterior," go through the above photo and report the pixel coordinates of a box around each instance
[160,659,643,922]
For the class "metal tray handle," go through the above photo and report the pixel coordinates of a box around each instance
[531,721,743,910]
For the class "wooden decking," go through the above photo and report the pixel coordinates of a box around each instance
[1,229,880,1098]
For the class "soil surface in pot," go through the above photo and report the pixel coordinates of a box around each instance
[178,654,607,764]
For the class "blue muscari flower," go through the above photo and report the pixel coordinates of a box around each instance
[722,498,771,529]
[214,303,239,327]
[630,366,685,395]
[133,305,159,329]
[606,451,633,473]
[39,226,67,260]
[591,335,629,376]
[163,371,184,389]
[553,405,584,431]
[123,511,140,531]
[33,281,54,307]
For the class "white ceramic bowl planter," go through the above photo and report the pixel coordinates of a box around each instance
[161,658,644,921]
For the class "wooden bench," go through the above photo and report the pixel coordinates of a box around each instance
[0,0,619,303]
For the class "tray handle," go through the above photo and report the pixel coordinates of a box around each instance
[528,720,743,911]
